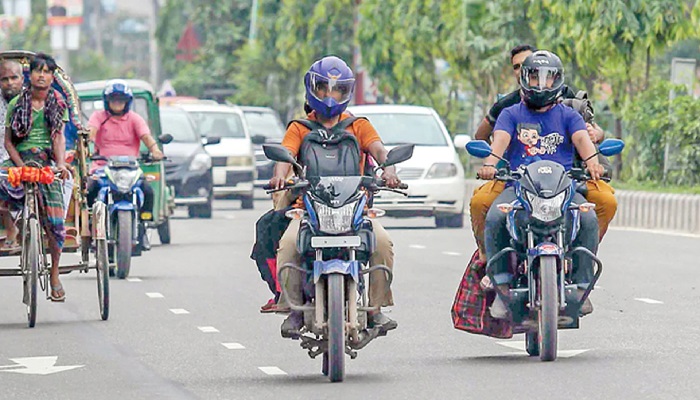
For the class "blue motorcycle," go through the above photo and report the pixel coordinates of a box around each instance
[91,155,158,279]
[466,138,624,361]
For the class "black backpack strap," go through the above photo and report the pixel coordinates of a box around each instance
[286,118,325,131]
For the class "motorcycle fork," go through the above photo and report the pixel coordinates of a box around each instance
[314,249,325,332]
[527,229,566,310]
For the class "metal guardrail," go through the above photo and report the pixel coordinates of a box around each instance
[465,179,700,235]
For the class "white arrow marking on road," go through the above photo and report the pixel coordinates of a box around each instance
[442,251,462,256]
[496,341,590,358]
[126,277,142,282]
[0,357,83,375]
[170,309,190,314]
[635,298,664,304]
[146,292,164,298]
[409,244,426,249]
[198,326,219,333]
[259,366,287,375]
[222,343,245,350]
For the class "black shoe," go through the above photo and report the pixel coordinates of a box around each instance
[369,312,398,332]
[281,311,304,338]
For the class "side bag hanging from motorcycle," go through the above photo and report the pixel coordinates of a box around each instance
[290,117,364,179]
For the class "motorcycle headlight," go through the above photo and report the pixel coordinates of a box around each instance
[111,169,141,193]
[526,190,566,222]
[426,163,458,179]
[227,156,253,166]
[315,201,357,234]
[189,153,212,171]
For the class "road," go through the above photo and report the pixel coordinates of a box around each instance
[1,193,699,399]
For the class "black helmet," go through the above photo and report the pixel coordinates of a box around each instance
[519,50,565,109]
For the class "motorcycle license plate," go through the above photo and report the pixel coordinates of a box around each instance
[311,236,362,248]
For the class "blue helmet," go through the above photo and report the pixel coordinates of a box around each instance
[103,79,133,115]
[304,56,355,119]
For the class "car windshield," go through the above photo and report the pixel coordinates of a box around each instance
[160,109,198,143]
[360,113,447,146]
[189,111,246,138]
[243,111,284,139]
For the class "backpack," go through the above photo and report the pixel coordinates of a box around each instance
[561,91,613,177]
[288,116,366,179]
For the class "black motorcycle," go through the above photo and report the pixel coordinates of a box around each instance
[466,138,624,361]
[263,143,414,382]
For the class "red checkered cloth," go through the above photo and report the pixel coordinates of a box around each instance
[451,250,513,339]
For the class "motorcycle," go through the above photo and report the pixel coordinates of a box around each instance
[262,143,414,382]
[91,154,160,279]
[465,138,624,361]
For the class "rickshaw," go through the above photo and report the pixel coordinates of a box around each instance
[74,79,175,253]
[0,50,109,327]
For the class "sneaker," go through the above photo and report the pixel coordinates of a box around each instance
[577,289,593,316]
[489,284,511,319]
[369,312,398,332]
[280,311,304,338]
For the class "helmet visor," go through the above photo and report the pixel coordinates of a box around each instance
[107,93,131,103]
[308,72,354,105]
[520,67,563,91]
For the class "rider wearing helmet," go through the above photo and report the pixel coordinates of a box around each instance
[479,50,604,318]
[86,79,163,221]
[270,55,401,337]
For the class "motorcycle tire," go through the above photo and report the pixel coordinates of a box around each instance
[327,274,346,382]
[538,256,558,361]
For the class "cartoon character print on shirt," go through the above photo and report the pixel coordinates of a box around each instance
[516,122,565,165]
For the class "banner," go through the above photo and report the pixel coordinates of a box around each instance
[47,0,83,26]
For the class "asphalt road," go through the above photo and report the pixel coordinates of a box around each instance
[1,193,700,399]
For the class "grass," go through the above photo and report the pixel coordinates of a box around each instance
[613,180,700,195]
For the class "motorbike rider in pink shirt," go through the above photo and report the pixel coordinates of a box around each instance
[86,80,163,221]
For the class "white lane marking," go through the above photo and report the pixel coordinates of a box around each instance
[225,215,236,220]
[146,292,164,298]
[126,277,142,282]
[496,341,590,358]
[198,326,220,333]
[409,244,426,249]
[442,251,462,256]
[169,309,190,314]
[259,366,287,375]
[222,343,245,350]
[635,298,664,304]
[0,356,83,375]
[608,226,700,238]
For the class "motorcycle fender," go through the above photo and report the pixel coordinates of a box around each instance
[109,201,135,213]
[134,187,145,208]
[313,259,360,284]
[97,187,110,203]
[527,242,563,258]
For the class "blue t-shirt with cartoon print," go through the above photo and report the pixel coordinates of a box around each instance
[493,102,587,171]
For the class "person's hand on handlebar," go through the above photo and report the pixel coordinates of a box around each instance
[586,160,604,181]
[268,175,287,190]
[381,166,400,188]
[477,164,497,180]
[55,164,72,180]
[151,148,164,161]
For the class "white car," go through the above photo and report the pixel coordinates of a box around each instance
[174,103,256,209]
[347,104,469,228]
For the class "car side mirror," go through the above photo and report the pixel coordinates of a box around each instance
[203,136,221,146]
[159,133,174,144]
[382,144,415,167]
[251,134,266,145]
[453,134,472,150]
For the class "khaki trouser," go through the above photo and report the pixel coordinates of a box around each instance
[469,179,618,261]
[277,219,395,308]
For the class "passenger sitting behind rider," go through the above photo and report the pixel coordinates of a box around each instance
[86,80,163,219]
[270,55,401,337]
[481,50,603,319]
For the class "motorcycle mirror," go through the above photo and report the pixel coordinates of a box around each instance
[465,140,492,158]
[382,144,415,168]
[263,144,303,176]
[598,138,625,157]
[159,133,174,144]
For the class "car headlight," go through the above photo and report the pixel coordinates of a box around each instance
[227,156,253,166]
[315,201,357,234]
[189,153,212,171]
[526,190,566,222]
[111,169,141,193]
[426,163,458,179]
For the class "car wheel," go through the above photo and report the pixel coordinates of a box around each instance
[435,212,464,228]
[241,195,254,210]
[188,195,213,219]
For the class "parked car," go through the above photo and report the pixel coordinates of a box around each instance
[159,106,217,218]
[347,104,468,228]
[174,103,256,209]
[239,106,285,187]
